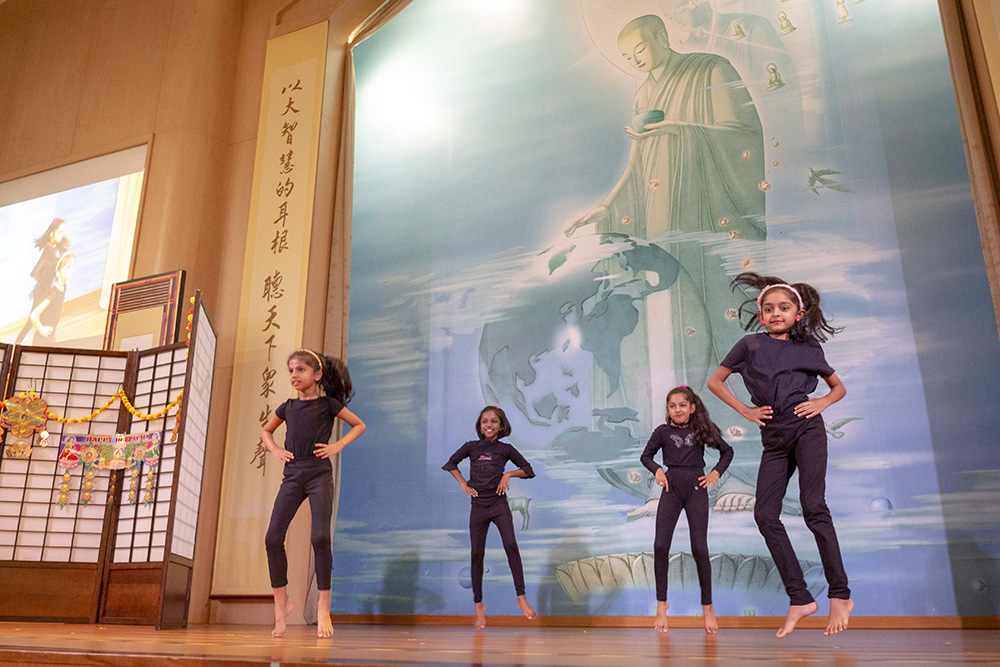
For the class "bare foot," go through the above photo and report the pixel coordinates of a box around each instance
[474,602,487,629]
[825,598,853,636]
[317,612,333,638]
[516,595,537,620]
[776,601,818,638]
[654,600,669,633]
[272,601,293,638]
[702,604,718,634]
[316,590,334,638]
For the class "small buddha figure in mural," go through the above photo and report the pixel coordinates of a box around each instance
[837,0,852,24]
[777,11,796,36]
[730,20,748,40]
[767,63,785,91]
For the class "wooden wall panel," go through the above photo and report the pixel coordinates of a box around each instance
[100,564,161,625]
[0,564,98,622]
[0,1,99,174]
[72,0,174,156]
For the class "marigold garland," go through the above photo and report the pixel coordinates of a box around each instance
[21,388,184,425]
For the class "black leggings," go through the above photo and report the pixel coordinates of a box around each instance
[653,467,712,605]
[755,415,850,605]
[265,464,334,590]
[469,499,525,603]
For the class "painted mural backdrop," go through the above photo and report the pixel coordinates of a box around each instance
[341,0,1000,617]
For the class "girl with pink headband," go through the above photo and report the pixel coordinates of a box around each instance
[640,385,733,634]
[708,272,852,639]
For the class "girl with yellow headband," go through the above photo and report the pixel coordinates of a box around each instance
[261,349,366,639]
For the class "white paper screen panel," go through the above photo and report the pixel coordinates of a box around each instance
[171,302,216,560]
[0,351,128,563]
[114,347,187,564]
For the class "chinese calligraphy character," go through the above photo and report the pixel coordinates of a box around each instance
[270,229,289,254]
[263,270,284,302]
[273,201,288,227]
[276,178,294,197]
[262,305,281,332]
[281,121,297,145]
[251,438,268,472]
[251,404,273,473]
[261,366,277,399]
[279,150,294,174]
[281,79,303,94]
[281,97,300,116]
[264,334,277,362]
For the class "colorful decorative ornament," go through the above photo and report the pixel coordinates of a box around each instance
[57,431,162,506]
[8,440,33,459]
[0,393,49,459]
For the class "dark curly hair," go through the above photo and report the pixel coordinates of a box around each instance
[732,272,842,343]
[286,350,354,405]
[475,405,512,440]
[666,386,726,450]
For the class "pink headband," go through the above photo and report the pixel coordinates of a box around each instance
[756,284,804,310]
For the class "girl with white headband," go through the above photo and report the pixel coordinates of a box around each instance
[261,349,366,638]
[707,273,852,639]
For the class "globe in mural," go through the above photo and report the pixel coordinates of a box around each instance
[478,232,710,502]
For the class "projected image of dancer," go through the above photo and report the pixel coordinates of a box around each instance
[14,217,71,345]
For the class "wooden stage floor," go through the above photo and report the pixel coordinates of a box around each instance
[1,622,999,666]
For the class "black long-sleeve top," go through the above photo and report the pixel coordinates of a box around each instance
[640,423,733,476]
[442,439,535,504]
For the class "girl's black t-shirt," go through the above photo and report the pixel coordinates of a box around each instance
[721,333,835,416]
[640,423,733,475]
[275,396,345,467]
[442,439,535,504]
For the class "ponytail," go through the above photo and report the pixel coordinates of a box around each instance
[320,355,354,405]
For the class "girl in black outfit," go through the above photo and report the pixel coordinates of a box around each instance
[640,386,732,634]
[708,272,851,638]
[261,350,365,639]
[443,406,537,629]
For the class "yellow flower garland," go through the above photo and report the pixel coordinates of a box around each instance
[23,388,184,425]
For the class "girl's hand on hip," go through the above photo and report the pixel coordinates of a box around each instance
[271,448,293,464]
[496,473,511,496]
[462,483,478,498]
[314,440,347,459]
[655,468,668,491]
[794,398,827,419]
[741,405,773,426]
[699,470,720,489]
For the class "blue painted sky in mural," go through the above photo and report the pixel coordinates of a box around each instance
[343,0,1000,618]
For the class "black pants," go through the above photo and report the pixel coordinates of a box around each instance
[469,498,525,603]
[653,467,712,605]
[265,464,334,590]
[755,415,850,605]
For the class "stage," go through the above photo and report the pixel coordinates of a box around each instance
[1,622,998,666]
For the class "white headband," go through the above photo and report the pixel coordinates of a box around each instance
[756,283,804,311]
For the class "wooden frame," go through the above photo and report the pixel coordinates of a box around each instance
[103,270,186,352]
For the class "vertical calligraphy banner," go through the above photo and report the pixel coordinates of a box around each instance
[212,22,328,595]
